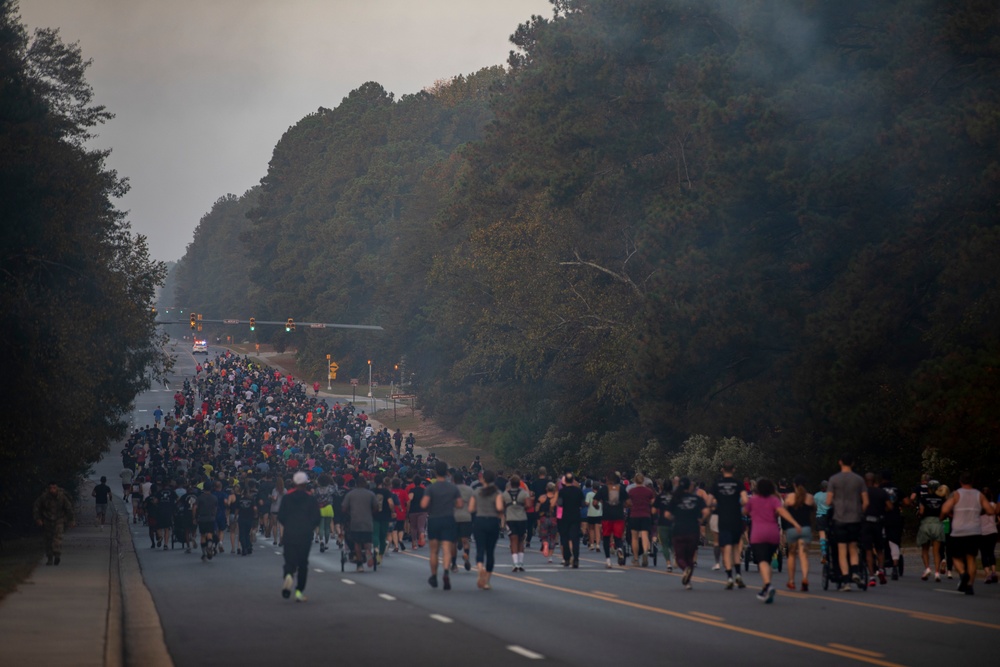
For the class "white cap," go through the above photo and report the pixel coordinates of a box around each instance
[292,471,309,485]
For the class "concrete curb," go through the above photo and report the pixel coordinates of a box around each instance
[110,496,174,667]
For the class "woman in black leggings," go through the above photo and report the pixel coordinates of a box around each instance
[469,470,504,590]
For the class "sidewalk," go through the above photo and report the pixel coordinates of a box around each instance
[0,480,172,667]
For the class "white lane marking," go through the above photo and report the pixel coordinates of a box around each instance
[314,568,324,573]
[274,551,282,555]
[507,645,545,660]
[378,593,396,601]
[429,614,453,624]
[341,579,356,585]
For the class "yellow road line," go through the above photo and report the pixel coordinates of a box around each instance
[591,590,619,598]
[829,643,886,658]
[400,551,906,667]
[690,611,724,622]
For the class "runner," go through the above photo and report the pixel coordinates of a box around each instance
[826,454,868,591]
[880,471,904,580]
[314,474,336,553]
[584,479,602,551]
[502,474,530,572]
[940,472,995,595]
[916,479,945,582]
[709,461,748,589]
[469,470,504,590]
[372,475,396,565]
[278,471,321,601]
[626,472,656,567]
[195,482,219,561]
[92,476,112,527]
[745,478,802,603]
[653,478,674,572]
[862,472,891,587]
[340,478,378,571]
[536,482,560,562]
[782,475,814,591]
[813,480,830,565]
[557,472,585,568]
[421,460,462,590]
[664,477,708,589]
[594,473,628,568]
[452,471,474,572]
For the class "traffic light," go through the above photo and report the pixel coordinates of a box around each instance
[249,317,256,331]
[190,313,196,330]
[286,318,295,332]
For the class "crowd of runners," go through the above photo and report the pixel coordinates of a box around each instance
[112,349,998,603]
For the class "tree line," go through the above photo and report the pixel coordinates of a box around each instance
[1,0,168,526]
[171,0,1000,487]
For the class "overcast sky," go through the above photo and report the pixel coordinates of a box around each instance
[19,0,552,262]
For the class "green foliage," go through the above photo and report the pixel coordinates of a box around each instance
[174,0,1000,485]
[666,435,771,485]
[0,1,168,526]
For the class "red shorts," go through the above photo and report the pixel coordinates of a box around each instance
[601,519,625,539]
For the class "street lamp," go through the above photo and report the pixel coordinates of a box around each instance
[367,359,372,399]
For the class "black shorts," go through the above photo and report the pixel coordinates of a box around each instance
[860,520,884,551]
[198,520,216,535]
[507,520,528,538]
[457,521,473,539]
[587,516,602,525]
[948,535,980,559]
[427,516,458,542]
[394,519,405,531]
[629,516,652,532]
[718,526,743,547]
[815,515,829,533]
[751,542,778,565]
[831,521,861,544]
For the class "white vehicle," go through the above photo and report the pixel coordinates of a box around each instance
[192,340,208,355]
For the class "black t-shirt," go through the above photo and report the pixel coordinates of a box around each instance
[93,484,112,504]
[409,485,425,513]
[373,488,394,521]
[920,494,944,518]
[653,489,674,525]
[710,477,743,528]
[237,496,256,521]
[865,486,889,520]
[557,485,585,522]
[158,488,176,514]
[666,492,706,536]
[881,484,901,520]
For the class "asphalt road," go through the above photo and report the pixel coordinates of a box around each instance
[91,342,999,666]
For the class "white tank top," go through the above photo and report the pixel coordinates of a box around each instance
[950,488,982,537]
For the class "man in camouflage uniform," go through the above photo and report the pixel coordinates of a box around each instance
[33,482,75,565]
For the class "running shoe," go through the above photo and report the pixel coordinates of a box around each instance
[957,574,969,593]
[851,572,862,585]
[922,567,932,580]
[725,578,734,590]
[572,560,579,569]
[681,567,693,586]
[756,585,770,602]
[787,581,796,590]
[868,577,877,588]
[294,590,307,602]
[766,586,776,604]
[735,574,746,589]
[606,559,612,569]
[428,574,438,588]
[667,564,673,573]
[684,583,693,590]
[282,574,293,599]
[801,580,809,592]
[839,583,852,592]
[712,563,721,571]
[878,569,887,585]
[443,571,451,591]
[934,573,941,582]
[616,547,625,566]
[464,556,471,571]
[641,553,649,567]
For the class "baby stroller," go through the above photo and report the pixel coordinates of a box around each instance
[821,521,868,591]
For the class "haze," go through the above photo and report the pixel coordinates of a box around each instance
[19,0,552,262]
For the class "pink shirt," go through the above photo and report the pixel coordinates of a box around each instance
[746,494,782,544]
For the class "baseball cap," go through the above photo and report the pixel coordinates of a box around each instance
[293,471,309,485]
